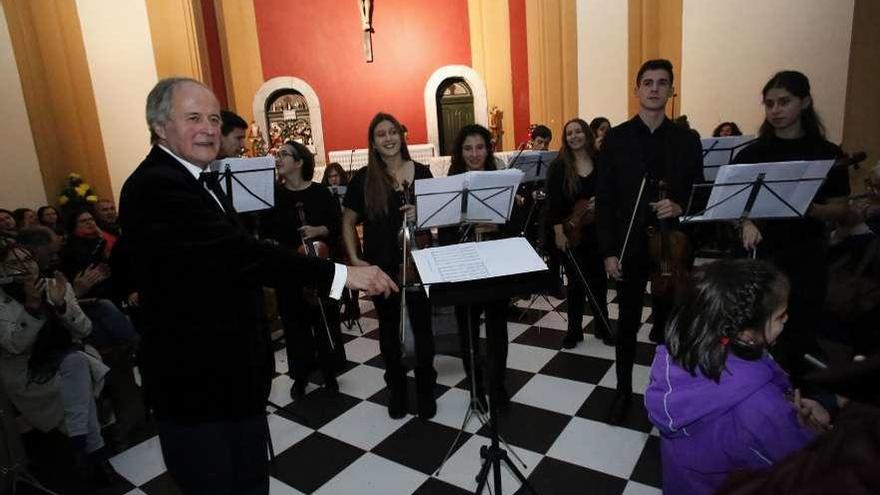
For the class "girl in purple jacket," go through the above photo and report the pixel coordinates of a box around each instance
[645,259,826,495]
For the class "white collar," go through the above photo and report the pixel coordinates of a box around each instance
[158,144,209,181]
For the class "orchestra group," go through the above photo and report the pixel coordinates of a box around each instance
[2,58,878,494]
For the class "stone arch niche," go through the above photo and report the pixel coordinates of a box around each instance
[253,77,326,166]
[424,65,488,155]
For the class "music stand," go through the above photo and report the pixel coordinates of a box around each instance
[681,159,835,223]
[509,151,557,183]
[412,239,546,495]
[700,135,755,182]
[210,157,276,212]
[414,170,524,229]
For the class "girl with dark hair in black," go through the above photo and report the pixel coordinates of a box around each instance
[439,124,511,409]
[342,113,437,419]
[545,118,611,349]
[733,70,851,379]
[589,117,611,150]
[263,140,344,398]
[712,122,742,137]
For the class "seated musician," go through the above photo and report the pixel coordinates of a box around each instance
[262,140,343,398]
[342,113,437,420]
[438,124,512,410]
[545,118,611,349]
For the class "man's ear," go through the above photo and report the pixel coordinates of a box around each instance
[153,122,167,141]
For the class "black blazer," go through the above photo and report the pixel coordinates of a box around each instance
[119,146,335,422]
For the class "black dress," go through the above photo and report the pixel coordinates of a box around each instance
[544,159,609,343]
[343,164,437,409]
[733,134,849,377]
[262,182,345,386]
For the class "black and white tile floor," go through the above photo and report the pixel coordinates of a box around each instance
[108,290,663,495]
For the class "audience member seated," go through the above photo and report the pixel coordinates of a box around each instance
[0,228,121,484]
[13,208,38,230]
[713,121,743,137]
[59,208,138,350]
[93,198,120,237]
[645,259,822,495]
[37,205,64,236]
[0,209,15,239]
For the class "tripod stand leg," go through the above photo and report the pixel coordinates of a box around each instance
[473,452,493,495]
[14,470,61,495]
[501,452,540,495]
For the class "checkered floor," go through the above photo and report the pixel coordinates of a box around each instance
[106,289,663,495]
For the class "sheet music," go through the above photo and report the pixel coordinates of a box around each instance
[465,169,523,223]
[685,159,833,222]
[414,174,466,228]
[411,237,546,285]
[210,156,276,212]
[701,135,756,181]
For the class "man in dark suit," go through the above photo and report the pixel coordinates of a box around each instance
[596,59,705,424]
[119,77,395,495]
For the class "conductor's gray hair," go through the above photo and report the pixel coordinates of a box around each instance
[145,77,206,144]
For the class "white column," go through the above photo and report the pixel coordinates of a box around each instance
[576,0,629,126]
[0,6,47,208]
[76,0,159,201]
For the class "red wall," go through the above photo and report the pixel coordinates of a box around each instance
[200,0,228,109]
[508,0,530,146]
[254,0,472,156]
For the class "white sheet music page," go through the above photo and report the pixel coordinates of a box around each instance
[411,237,546,285]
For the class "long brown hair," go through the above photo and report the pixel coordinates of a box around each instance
[364,113,412,219]
[558,118,597,198]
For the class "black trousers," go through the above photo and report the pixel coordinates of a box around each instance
[615,263,671,395]
[158,414,269,495]
[454,300,509,393]
[560,243,608,337]
[276,287,343,384]
[372,289,436,393]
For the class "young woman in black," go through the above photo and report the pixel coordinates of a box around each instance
[545,118,610,349]
[734,70,850,378]
[263,140,343,398]
[438,124,511,409]
[342,113,437,419]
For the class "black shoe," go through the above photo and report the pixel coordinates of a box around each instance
[649,326,664,344]
[607,392,632,425]
[492,386,510,410]
[594,326,615,346]
[291,381,306,400]
[323,374,339,395]
[417,393,437,419]
[388,384,407,419]
[562,332,583,349]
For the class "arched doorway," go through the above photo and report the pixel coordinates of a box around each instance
[424,65,488,156]
[436,78,474,156]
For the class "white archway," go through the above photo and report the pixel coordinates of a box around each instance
[252,76,326,166]
[424,65,488,155]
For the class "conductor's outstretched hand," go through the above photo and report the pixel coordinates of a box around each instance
[346,265,398,298]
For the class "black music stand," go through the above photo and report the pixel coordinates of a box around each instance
[681,159,835,224]
[509,150,557,183]
[430,266,548,495]
[700,135,755,182]
[210,157,276,213]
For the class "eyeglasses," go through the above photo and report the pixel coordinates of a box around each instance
[277,150,300,161]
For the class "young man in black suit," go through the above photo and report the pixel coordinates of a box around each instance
[119,78,395,495]
[596,59,705,424]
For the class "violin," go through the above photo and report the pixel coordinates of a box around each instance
[293,201,336,349]
[646,180,691,301]
[563,196,596,248]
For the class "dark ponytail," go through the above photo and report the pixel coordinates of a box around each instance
[665,259,789,381]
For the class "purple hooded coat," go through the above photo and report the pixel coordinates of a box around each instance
[645,345,814,495]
